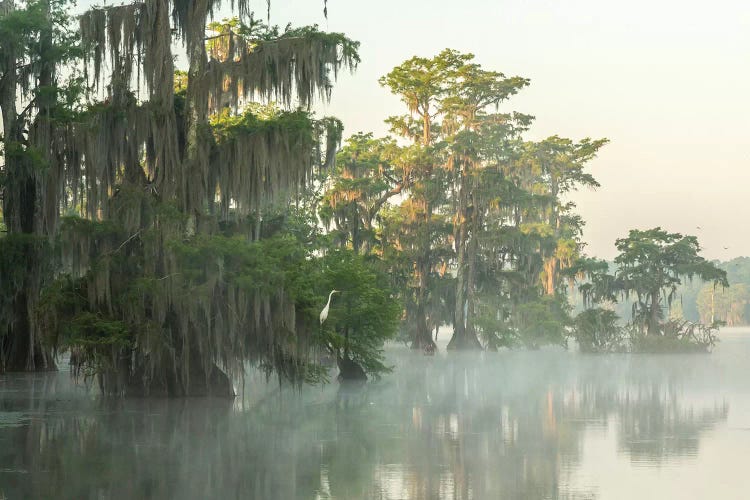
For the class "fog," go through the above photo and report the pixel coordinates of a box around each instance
[4,331,750,499]
[2,1,749,498]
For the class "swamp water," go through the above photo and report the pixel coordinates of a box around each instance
[2,328,750,499]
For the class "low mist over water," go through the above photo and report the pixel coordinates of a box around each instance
[3,329,750,499]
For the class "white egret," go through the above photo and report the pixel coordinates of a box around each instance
[319,290,340,325]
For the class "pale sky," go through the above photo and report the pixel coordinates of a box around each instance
[89,0,750,260]
[259,0,750,261]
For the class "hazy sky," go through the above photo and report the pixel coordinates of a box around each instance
[87,0,750,260]
[250,0,749,261]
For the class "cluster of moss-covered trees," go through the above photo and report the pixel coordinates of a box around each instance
[0,0,728,395]
[322,49,608,352]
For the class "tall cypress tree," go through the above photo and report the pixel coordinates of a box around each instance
[5,2,359,394]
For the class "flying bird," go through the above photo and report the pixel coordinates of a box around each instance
[319,290,340,325]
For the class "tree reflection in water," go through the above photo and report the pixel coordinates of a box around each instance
[0,349,729,499]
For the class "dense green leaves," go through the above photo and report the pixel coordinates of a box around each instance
[0,0,374,390]
[2,0,725,391]
[570,228,728,351]
[315,250,401,377]
[322,50,607,352]
[572,308,624,353]
[614,228,727,334]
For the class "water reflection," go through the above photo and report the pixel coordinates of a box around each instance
[0,345,735,499]
[569,382,728,462]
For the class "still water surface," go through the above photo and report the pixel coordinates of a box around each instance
[2,329,750,499]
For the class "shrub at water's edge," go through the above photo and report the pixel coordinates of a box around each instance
[571,310,722,354]
[629,320,721,353]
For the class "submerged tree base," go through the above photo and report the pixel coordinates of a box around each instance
[79,358,235,398]
[337,356,367,381]
[410,334,437,354]
[633,320,719,354]
[0,323,57,374]
[140,365,234,398]
[1,321,57,373]
[446,332,483,351]
[572,318,720,354]
[1,354,57,374]
[631,336,713,354]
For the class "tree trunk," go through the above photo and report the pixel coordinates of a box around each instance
[464,203,482,348]
[0,0,56,373]
[361,217,372,255]
[648,292,661,336]
[337,355,367,381]
[184,0,210,212]
[543,256,557,296]
[448,168,481,350]
[409,108,437,352]
[411,179,436,351]
[0,0,16,141]
[449,166,468,348]
[123,357,234,397]
[111,311,234,397]
[412,261,436,351]
[3,293,29,371]
[352,211,362,254]
[145,0,180,198]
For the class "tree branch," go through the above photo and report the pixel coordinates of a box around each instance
[104,229,142,257]
[368,183,404,224]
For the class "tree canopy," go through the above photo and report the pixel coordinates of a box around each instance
[1,2,729,395]
[613,228,728,335]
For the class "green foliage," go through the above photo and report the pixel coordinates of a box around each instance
[2,141,48,171]
[315,249,401,377]
[201,15,359,110]
[0,0,79,67]
[473,290,517,350]
[36,273,150,382]
[0,0,82,116]
[60,215,121,238]
[320,49,607,352]
[210,104,315,142]
[572,308,625,353]
[615,228,728,295]
[379,49,478,135]
[63,313,132,348]
[568,257,619,307]
[170,232,311,299]
[514,296,570,349]
[167,216,400,380]
[614,228,727,334]
[722,257,750,285]
[1,0,366,389]
[207,16,360,64]
[319,133,400,252]
[630,320,720,353]
[570,228,727,353]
